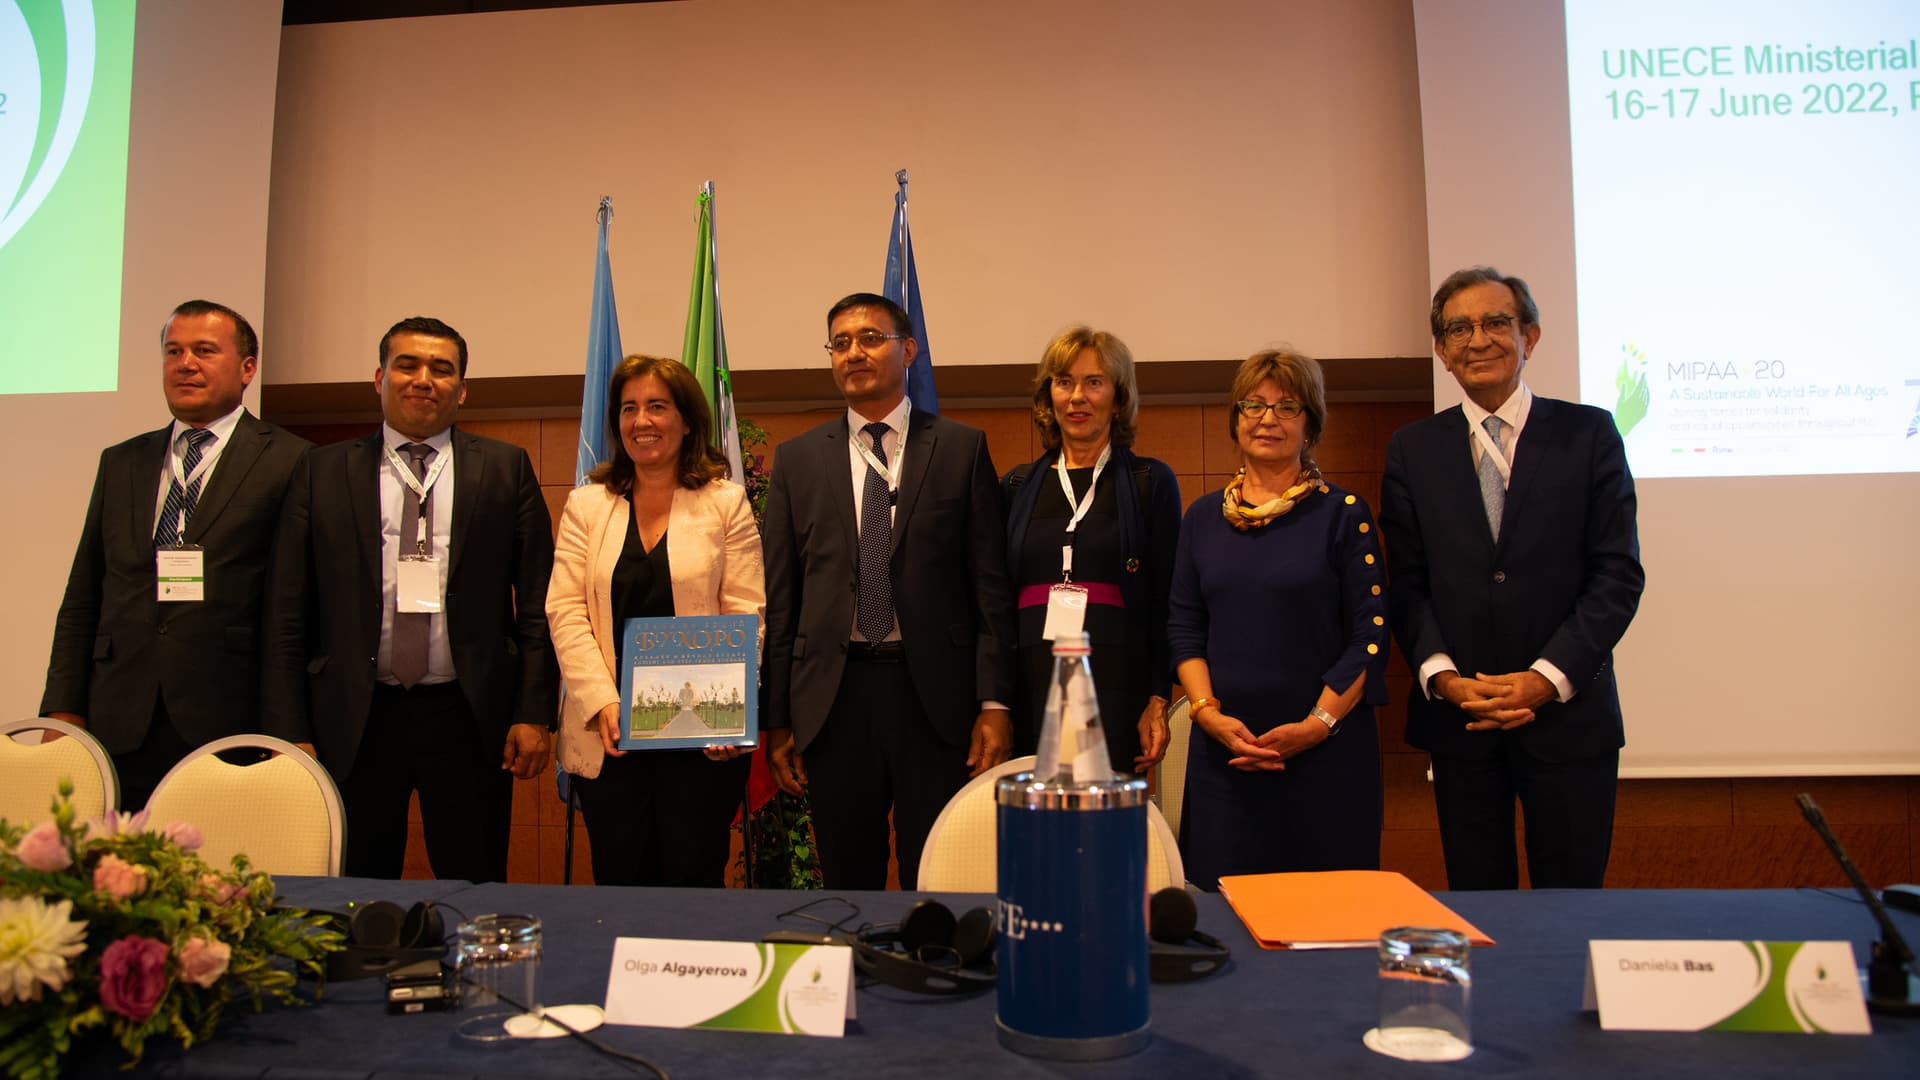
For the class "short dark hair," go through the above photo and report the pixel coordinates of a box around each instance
[379,316,469,377]
[1228,348,1328,473]
[589,354,729,495]
[826,293,914,338]
[1030,326,1139,451]
[1429,266,1540,341]
[166,300,257,361]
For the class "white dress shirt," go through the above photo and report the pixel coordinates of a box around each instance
[845,396,911,643]
[376,423,456,684]
[1418,383,1574,704]
[151,405,246,538]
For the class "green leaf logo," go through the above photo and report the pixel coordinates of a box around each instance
[0,0,98,253]
[1613,344,1650,437]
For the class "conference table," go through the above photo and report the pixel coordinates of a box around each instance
[109,878,1919,1078]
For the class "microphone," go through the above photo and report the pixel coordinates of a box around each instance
[1795,793,1919,1015]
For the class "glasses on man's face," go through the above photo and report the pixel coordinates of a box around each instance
[1235,399,1305,421]
[825,330,907,355]
[1441,313,1519,345]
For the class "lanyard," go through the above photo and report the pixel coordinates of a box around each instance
[1472,416,1512,484]
[852,416,907,494]
[161,429,219,539]
[1054,444,1110,582]
[384,442,451,503]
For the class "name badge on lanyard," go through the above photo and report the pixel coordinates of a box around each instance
[156,438,215,602]
[386,443,450,614]
[1042,446,1109,641]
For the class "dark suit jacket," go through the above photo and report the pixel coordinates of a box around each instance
[42,412,311,753]
[1379,395,1644,762]
[264,428,558,781]
[761,409,1017,752]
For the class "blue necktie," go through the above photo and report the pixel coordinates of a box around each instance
[1478,416,1506,541]
[155,428,216,547]
[856,423,895,643]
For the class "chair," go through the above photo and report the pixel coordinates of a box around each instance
[145,735,345,876]
[0,718,119,826]
[918,754,1185,892]
[1155,695,1195,840]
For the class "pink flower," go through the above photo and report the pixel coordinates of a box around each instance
[174,937,230,989]
[161,821,204,851]
[15,821,72,872]
[98,936,171,1021]
[93,854,149,900]
[199,874,247,906]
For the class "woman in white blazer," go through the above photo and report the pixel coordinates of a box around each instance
[546,355,765,886]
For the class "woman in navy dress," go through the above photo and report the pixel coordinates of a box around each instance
[1167,349,1389,889]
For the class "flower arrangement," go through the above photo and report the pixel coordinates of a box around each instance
[0,783,343,1079]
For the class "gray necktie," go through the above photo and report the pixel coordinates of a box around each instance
[856,423,894,644]
[1478,416,1506,541]
[155,428,216,548]
[392,442,436,687]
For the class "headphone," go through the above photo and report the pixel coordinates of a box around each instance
[852,899,999,995]
[1148,887,1232,983]
[313,900,452,981]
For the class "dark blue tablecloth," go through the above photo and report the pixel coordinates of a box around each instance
[112,879,1918,1078]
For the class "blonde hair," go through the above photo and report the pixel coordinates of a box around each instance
[1029,326,1139,451]
[1228,348,1327,472]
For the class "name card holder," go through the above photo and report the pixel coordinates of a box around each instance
[604,938,855,1037]
[1584,940,1870,1034]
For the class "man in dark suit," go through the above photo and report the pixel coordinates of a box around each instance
[762,293,1018,890]
[42,300,311,810]
[1380,267,1644,890]
[266,317,556,882]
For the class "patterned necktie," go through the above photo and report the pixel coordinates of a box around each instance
[155,428,216,548]
[856,422,895,644]
[1478,415,1506,541]
[391,443,437,687]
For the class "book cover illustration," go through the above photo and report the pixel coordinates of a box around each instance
[617,614,758,751]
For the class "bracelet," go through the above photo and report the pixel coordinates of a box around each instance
[1189,697,1220,717]
[1310,705,1342,734]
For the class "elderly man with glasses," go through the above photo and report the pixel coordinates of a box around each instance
[1380,266,1645,891]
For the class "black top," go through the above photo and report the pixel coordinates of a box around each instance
[611,510,673,670]
[1012,464,1143,764]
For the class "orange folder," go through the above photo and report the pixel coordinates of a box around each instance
[1216,870,1495,950]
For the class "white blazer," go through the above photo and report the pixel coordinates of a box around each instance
[546,479,765,778]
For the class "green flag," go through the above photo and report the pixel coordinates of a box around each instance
[683,184,743,482]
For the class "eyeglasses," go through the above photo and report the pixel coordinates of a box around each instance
[825,331,907,355]
[1440,313,1519,345]
[1235,399,1306,420]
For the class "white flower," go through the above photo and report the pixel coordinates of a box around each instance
[0,896,90,1006]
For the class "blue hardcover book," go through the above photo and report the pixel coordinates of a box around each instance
[616,614,759,751]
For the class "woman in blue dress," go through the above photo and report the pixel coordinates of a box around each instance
[1167,349,1390,889]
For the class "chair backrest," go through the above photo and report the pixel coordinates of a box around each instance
[145,735,344,876]
[918,754,1185,892]
[0,718,119,826]
[1156,695,1194,841]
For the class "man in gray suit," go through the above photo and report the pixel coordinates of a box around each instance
[43,300,311,809]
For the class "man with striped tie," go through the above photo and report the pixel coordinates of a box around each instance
[41,300,311,810]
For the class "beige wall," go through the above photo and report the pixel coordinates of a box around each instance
[264,0,1430,385]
